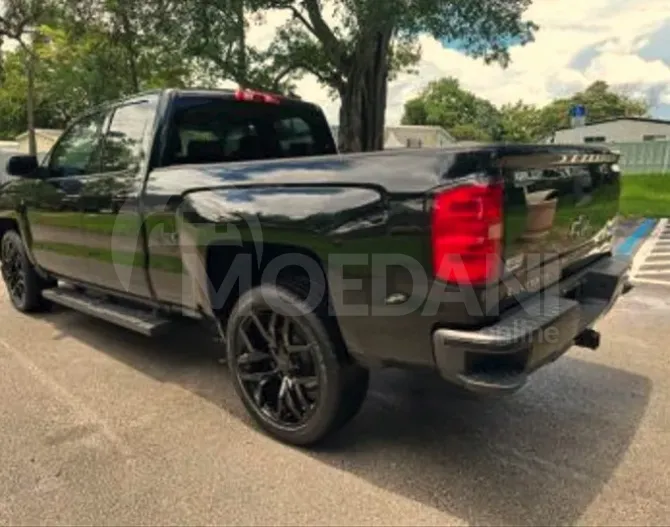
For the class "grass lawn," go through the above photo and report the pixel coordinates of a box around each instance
[620,173,670,218]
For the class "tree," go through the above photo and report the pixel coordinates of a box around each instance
[539,81,649,140]
[400,78,652,144]
[0,53,32,139]
[498,100,542,142]
[34,25,133,122]
[61,0,193,91]
[0,20,188,139]
[449,123,491,141]
[140,0,298,93]
[0,1,131,140]
[400,77,501,141]
[0,0,53,42]
[259,0,536,152]
[0,30,120,138]
[0,0,56,154]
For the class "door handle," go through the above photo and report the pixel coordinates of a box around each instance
[157,232,178,244]
[367,211,389,226]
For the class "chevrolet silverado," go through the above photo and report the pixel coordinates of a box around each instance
[0,88,629,445]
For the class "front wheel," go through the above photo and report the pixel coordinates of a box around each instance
[225,283,369,446]
[1,230,52,312]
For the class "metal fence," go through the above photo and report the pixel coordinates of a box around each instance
[607,140,670,175]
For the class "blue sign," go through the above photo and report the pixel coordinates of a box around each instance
[569,104,586,118]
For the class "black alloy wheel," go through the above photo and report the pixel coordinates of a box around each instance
[226,283,369,446]
[1,230,53,312]
[234,308,320,427]
[1,233,26,305]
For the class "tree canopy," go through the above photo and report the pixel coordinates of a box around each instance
[402,78,650,142]
[1,0,538,149]
[401,77,502,140]
[0,0,649,148]
[255,0,537,151]
[535,81,649,140]
[0,0,194,139]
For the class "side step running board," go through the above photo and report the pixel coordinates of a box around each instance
[42,287,172,337]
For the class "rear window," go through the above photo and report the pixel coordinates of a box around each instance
[164,96,337,166]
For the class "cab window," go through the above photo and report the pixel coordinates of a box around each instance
[100,99,157,173]
[48,112,106,177]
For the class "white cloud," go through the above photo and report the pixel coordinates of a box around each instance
[245,0,670,124]
[4,0,667,123]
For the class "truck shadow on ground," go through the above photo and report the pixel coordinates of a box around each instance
[43,307,651,527]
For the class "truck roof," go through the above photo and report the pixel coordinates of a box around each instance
[75,87,320,122]
[121,87,313,106]
[170,87,316,108]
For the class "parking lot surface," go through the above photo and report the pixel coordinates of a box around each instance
[1,282,669,526]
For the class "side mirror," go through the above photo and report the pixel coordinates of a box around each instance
[6,155,39,177]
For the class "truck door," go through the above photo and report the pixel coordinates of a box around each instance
[25,110,108,281]
[78,95,159,298]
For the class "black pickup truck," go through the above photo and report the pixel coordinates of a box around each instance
[0,88,629,445]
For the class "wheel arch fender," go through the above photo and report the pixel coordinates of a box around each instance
[178,184,387,322]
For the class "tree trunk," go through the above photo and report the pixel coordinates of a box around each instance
[338,83,363,152]
[337,30,391,153]
[117,3,140,92]
[26,43,37,157]
[235,0,246,84]
[126,48,139,92]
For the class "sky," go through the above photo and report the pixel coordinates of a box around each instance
[245,0,670,125]
[2,0,668,127]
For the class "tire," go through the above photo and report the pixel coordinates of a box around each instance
[1,230,53,312]
[225,281,369,446]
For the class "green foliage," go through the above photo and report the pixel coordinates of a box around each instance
[0,28,130,138]
[144,0,300,92]
[62,0,194,90]
[0,53,30,138]
[402,79,652,143]
[257,0,537,151]
[401,98,428,125]
[36,26,131,119]
[498,101,544,142]
[449,123,491,142]
[0,0,56,41]
[538,81,648,138]
[0,0,194,139]
[5,0,643,151]
[401,77,501,141]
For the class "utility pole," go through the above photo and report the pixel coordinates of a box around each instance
[24,26,37,157]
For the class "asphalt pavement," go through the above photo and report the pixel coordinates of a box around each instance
[1,279,670,526]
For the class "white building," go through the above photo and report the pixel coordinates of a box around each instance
[548,117,670,144]
[383,125,455,149]
[330,124,456,149]
[15,128,63,154]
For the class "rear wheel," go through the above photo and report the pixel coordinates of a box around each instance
[225,282,369,446]
[1,230,53,312]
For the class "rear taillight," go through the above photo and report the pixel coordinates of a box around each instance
[431,181,503,286]
[234,88,281,104]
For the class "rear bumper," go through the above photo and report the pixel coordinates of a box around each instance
[432,256,629,395]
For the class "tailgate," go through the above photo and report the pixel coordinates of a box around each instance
[497,146,621,298]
